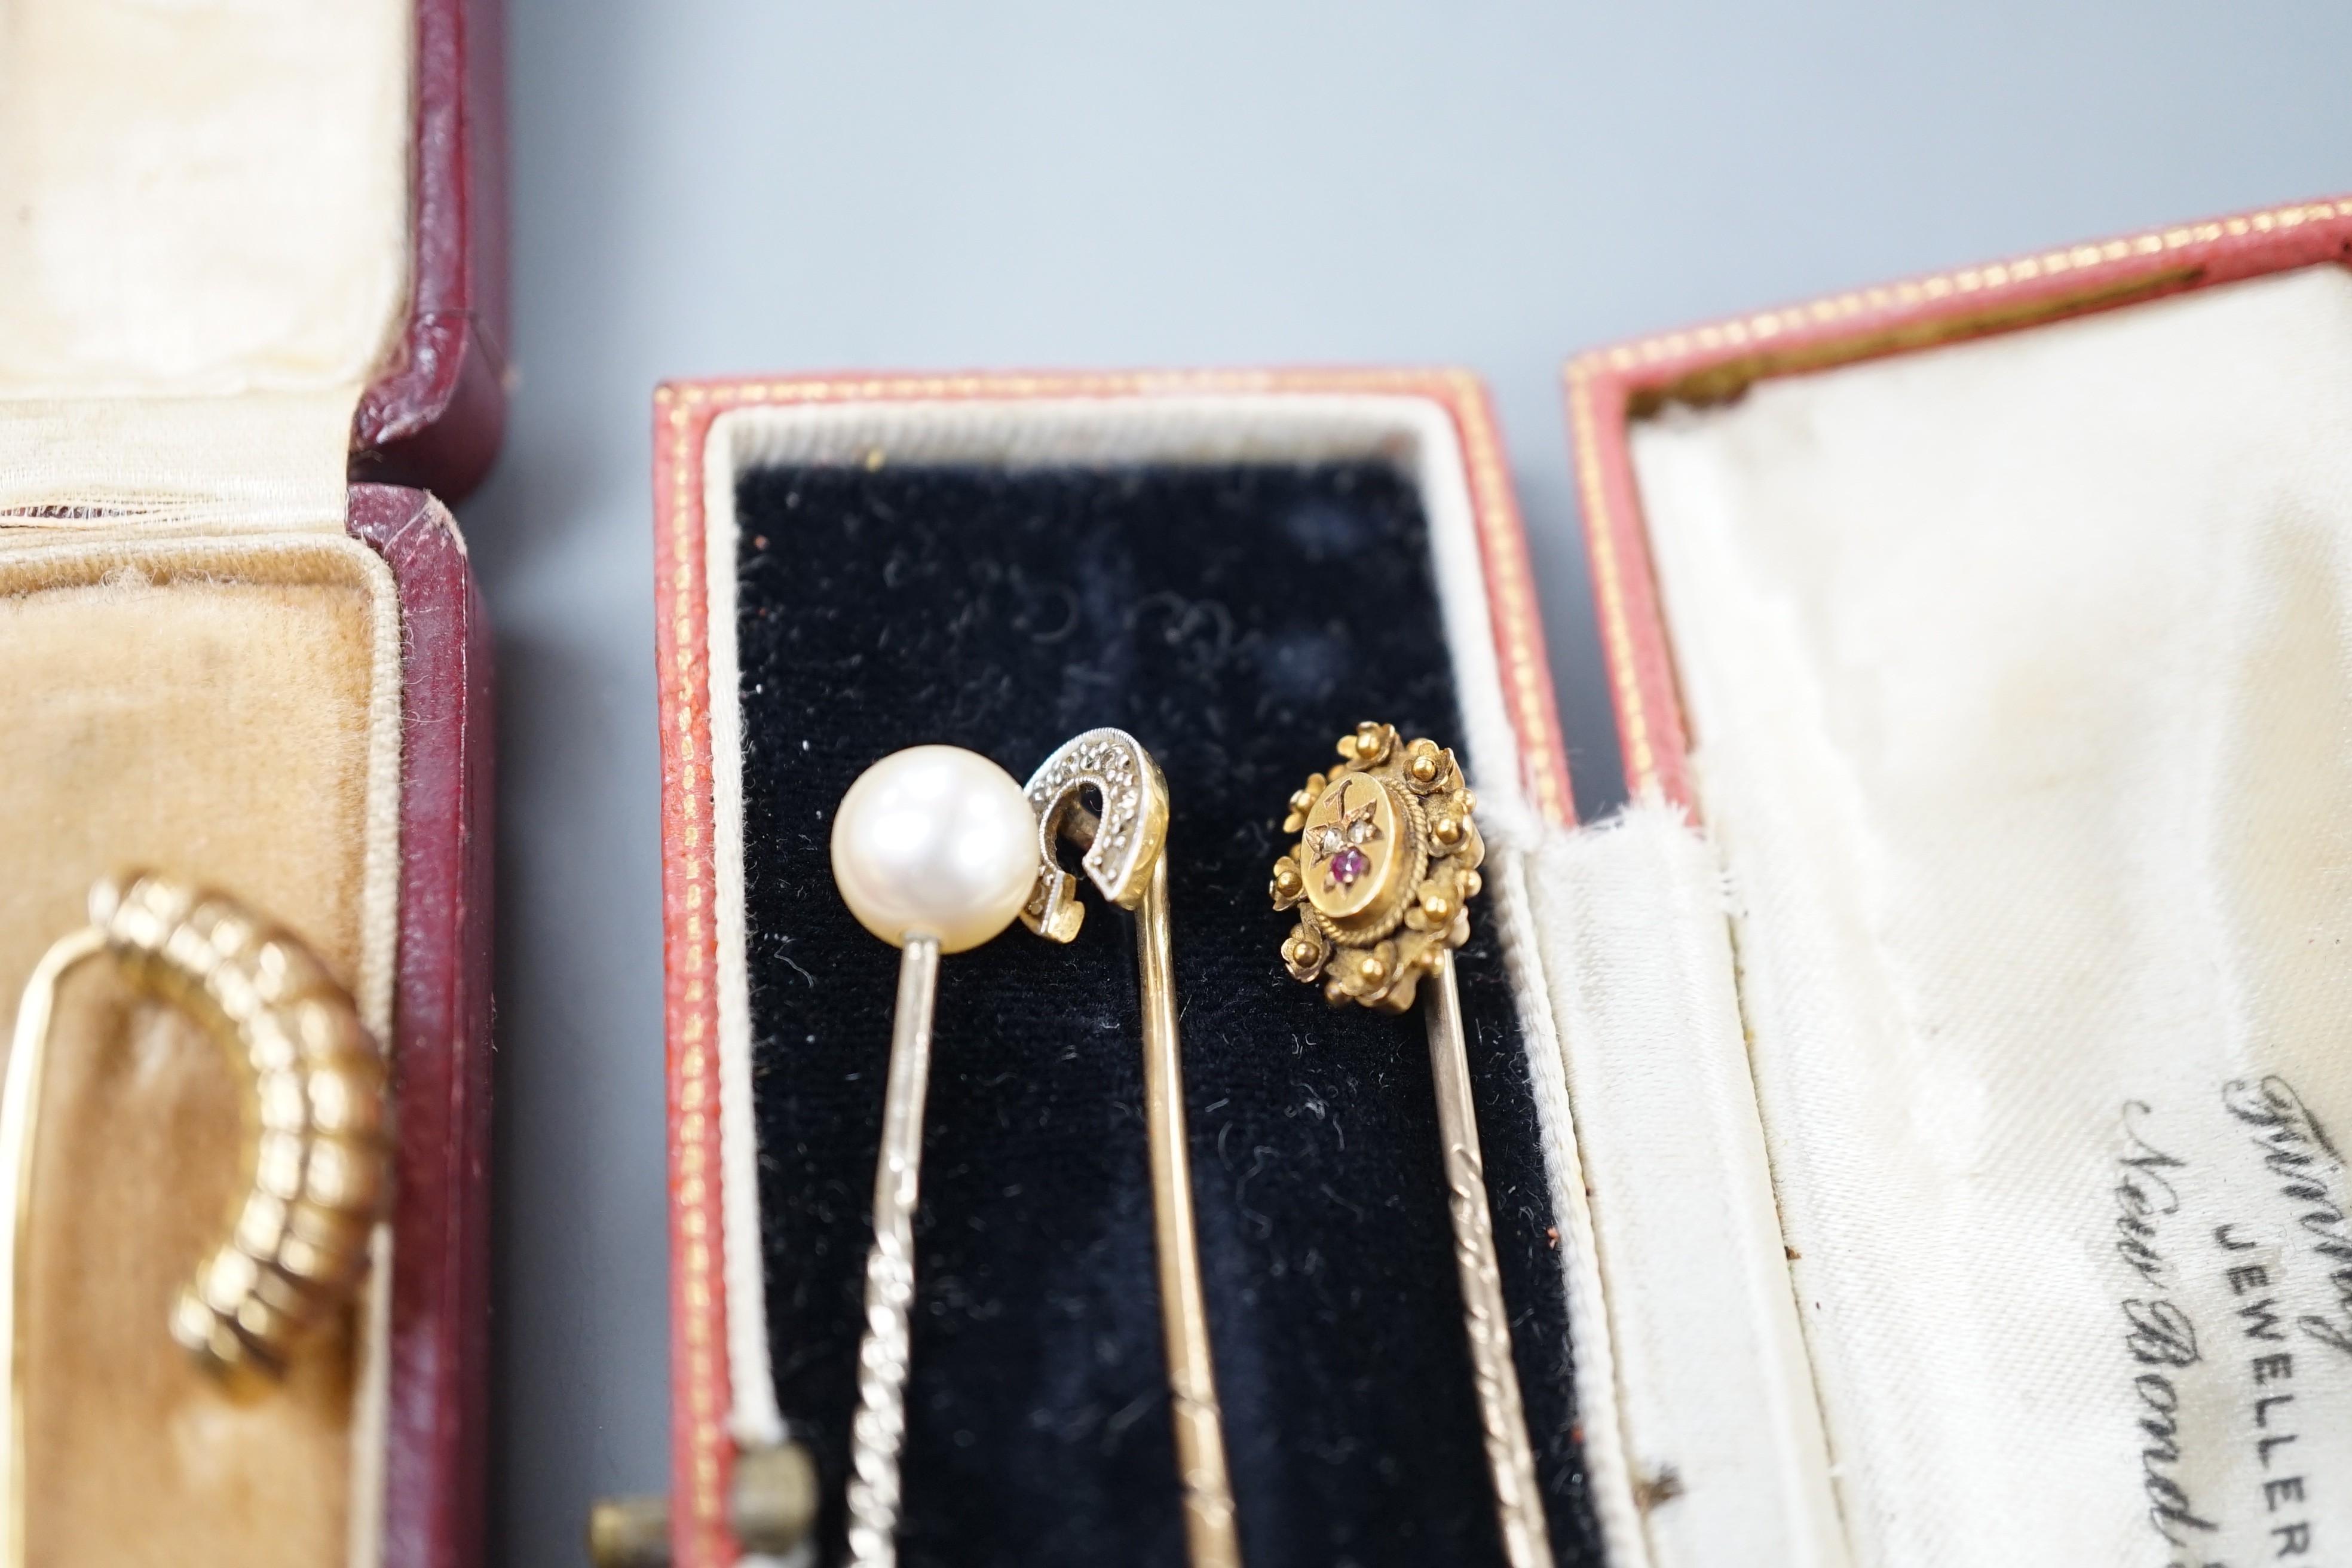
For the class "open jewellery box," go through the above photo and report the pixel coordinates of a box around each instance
[0,2,503,1565]
[654,370,1595,1568]
[660,194,2352,1568]
[1560,194,2352,1568]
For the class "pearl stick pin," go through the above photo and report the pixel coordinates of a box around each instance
[830,745,1041,1568]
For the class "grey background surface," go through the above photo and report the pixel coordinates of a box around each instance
[466,4,2352,1561]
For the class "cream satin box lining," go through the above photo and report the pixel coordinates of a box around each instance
[0,1,421,1564]
[1572,264,2352,1567]
[0,0,411,529]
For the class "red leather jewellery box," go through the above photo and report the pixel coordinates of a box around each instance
[0,2,503,1566]
[1555,194,2352,1568]
[654,371,1592,1568]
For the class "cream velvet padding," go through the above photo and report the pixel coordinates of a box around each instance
[0,0,412,527]
[1618,265,2352,1566]
[0,535,402,1568]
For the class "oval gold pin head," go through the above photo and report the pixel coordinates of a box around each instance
[1270,720,1484,1013]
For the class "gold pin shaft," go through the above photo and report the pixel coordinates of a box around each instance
[1135,856,1241,1568]
[1423,949,1551,1568]
[844,935,939,1568]
[0,926,103,1568]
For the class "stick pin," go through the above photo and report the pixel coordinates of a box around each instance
[830,746,1040,1568]
[1023,729,1241,1568]
[1269,721,1549,1568]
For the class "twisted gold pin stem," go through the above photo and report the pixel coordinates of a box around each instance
[1425,948,1549,1568]
[844,935,939,1568]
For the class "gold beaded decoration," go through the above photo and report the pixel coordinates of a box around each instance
[1270,721,1484,1013]
[87,873,391,1381]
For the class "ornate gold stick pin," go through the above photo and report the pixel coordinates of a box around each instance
[0,874,391,1559]
[1270,722,1551,1568]
[1021,729,1241,1568]
[829,746,1044,1568]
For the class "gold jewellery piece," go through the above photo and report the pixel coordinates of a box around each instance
[1021,729,1239,1568]
[2,874,391,1379]
[1271,722,1552,1568]
[0,874,391,1557]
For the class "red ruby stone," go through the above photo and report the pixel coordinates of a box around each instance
[1329,846,1368,886]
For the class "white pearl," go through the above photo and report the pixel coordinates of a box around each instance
[830,745,1039,953]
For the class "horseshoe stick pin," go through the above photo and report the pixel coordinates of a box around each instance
[1023,728,1241,1568]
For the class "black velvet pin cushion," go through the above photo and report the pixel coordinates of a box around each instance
[731,461,1602,1568]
